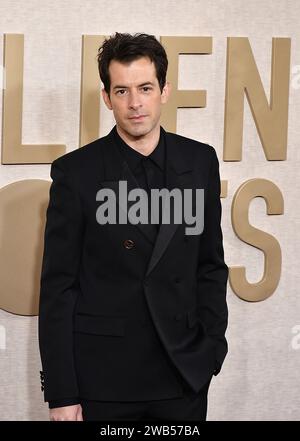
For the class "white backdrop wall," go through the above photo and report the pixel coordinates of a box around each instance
[0,0,299,420]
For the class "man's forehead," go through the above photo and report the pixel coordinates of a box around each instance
[109,57,155,75]
[109,58,158,87]
[110,56,153,67]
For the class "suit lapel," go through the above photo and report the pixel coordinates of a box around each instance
[145,130,194,276]
[98,126,194,277]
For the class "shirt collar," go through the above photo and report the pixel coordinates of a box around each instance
[112,125,165,172]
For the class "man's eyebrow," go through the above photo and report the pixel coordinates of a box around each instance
[113,82,155,90]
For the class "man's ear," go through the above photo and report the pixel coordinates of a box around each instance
[101,88,113,110]
[161,81,171,104]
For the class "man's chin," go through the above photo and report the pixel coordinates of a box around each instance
[123,124,151,139]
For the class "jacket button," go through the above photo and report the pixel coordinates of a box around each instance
[123,239,134,249]
[41,385,44,391]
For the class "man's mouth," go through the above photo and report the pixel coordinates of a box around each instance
[129,115,147,120]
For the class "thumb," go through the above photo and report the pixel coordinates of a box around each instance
[76,404,83,421]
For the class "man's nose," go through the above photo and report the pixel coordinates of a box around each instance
[128,90,142,109]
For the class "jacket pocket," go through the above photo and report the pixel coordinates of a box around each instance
[187,310,217,351]
[74,313,125,337]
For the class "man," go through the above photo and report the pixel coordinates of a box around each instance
[38,32,228,421]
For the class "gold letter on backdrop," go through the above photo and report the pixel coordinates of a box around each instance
[80,35,106,146]
[2,34,66,164]
[224,37,291,161]
[230,179,283,301]
[160,36,212,133]
[0,180,51,315]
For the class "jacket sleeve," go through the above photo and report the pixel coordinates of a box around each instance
[196,147,229,375]
[38,157,84,402]
[48,398,80,409]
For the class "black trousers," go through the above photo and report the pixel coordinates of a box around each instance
[80,376,213,421]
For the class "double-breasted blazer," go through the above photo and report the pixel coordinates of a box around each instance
[38,125,228,403]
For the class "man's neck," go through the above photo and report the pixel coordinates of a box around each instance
[116,124,161,156]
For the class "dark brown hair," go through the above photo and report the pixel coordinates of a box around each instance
[97,32,168,95]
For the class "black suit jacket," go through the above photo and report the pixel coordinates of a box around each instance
[38,125,229,403]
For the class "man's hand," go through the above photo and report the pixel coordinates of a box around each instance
[49,404,83,421]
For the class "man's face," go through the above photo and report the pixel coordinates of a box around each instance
[101,56,170,139]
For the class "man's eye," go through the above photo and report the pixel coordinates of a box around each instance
[142,87,151,92]
[116,90,126,95]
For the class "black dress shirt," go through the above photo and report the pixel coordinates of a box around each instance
[113,125,166,229]
[48,126,166,409]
